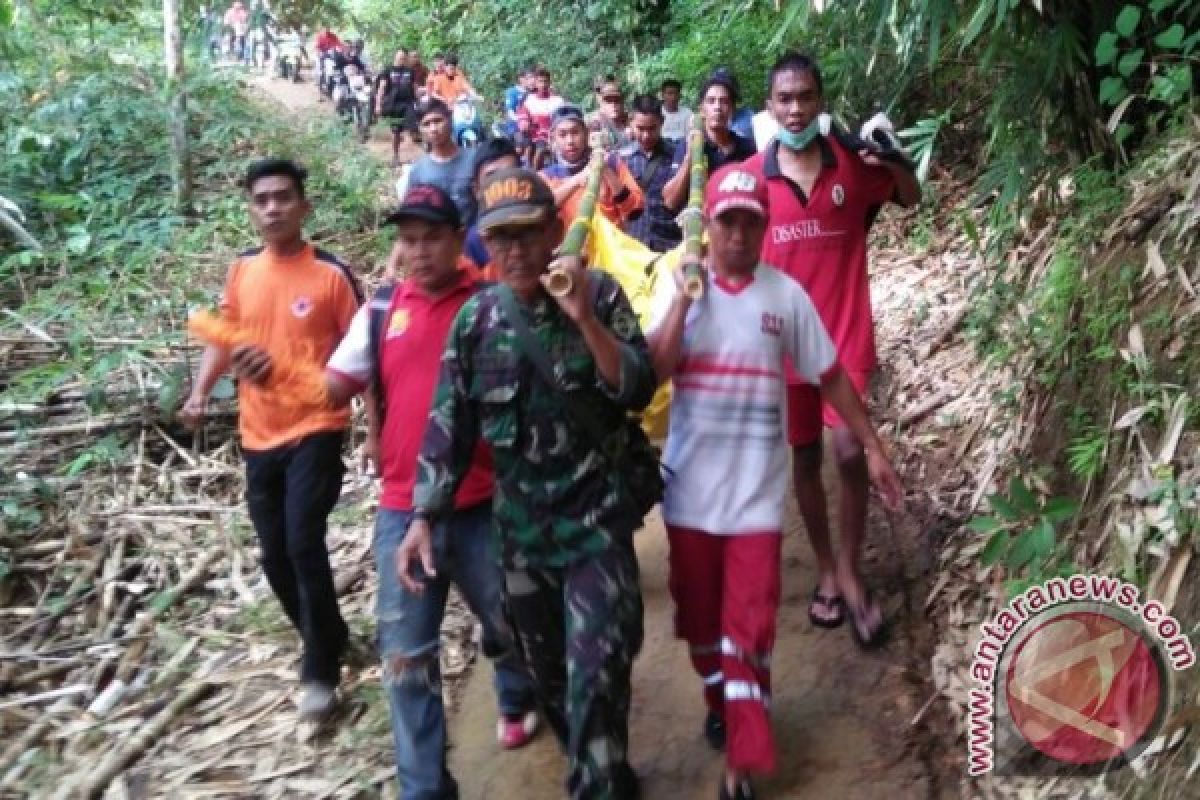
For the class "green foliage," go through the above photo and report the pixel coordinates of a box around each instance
[61,433,124,477]
[1066,424,1109,481]
[898,112,948,185]
[268,0,345,30]
[1,473,57,532]
[973,476,1080,596]
[346,0,1191,238]
[1,8,386,489]
[233,597,291,635]
[1093,0,1197,145]
[969,156,1131,388]
[1142,469,1198,544]
[350,0,673,106]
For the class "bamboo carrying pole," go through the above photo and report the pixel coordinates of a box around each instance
[678,128,708,299]
[545,142,609,297]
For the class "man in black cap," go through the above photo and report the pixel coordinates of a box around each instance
[325,183,539,799]
[401,168,659,799]
[662,68,757,211]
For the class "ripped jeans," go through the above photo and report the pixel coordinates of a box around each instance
[374,504,535,800]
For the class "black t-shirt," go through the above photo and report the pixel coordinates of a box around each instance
[671,130,757,172]
[379,65,417,108]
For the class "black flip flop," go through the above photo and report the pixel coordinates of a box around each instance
[807,587,845,629]
[847,591,888,649]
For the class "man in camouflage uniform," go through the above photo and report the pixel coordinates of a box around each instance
[398,167,657,799]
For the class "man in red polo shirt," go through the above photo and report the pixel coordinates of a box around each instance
[324,184,538,799]
[745,52,919,648]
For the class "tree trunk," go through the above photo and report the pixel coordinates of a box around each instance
[163,0,193,212]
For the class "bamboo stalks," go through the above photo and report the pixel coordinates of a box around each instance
[55,681,215,800]
[0,151,435,800]
[679,127,708,299]
[547,147,608,297]
[0,717,53,777]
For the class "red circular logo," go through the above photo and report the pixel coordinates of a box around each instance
[1005,611,1163,765]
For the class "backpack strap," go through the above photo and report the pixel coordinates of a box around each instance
[367,278,486,421]
[367,284,395,420]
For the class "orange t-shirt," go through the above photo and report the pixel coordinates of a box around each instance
[458,252,498,282]
[428,72,471,102]
[220,244,362,451]
[540,159,644,232]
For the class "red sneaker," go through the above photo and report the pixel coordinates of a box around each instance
[496,710,539,749]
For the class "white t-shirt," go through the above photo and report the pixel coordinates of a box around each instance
[648,264,837,534]
[751,110,780,151]
[661,106,694,142]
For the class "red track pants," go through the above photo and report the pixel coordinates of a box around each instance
[666,526,781,774]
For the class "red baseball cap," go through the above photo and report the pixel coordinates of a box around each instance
[704,164,768,219]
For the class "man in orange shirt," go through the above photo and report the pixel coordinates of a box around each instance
[427,53,474,105]
[540,104,643,232]
[181,158,363,721]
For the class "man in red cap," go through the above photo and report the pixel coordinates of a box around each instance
[646,164,905,800]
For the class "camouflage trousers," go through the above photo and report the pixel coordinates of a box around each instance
[504,539,644,800]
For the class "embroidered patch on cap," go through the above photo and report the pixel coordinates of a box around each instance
[717,170,758,193]
[481,176,537,209]
[404,184,449,209]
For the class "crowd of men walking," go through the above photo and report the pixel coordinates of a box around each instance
[181,46,919,800]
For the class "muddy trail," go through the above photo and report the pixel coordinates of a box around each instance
[250,71,951,800]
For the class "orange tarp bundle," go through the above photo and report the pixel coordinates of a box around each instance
[187,310,331,411]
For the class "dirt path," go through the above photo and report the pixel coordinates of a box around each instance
[250,69,946,799]
[449,482,938,799]
[249,71,423,166]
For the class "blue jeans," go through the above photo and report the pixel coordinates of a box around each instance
[375,504,535,800]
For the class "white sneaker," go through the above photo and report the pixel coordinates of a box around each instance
[298,682,336,720]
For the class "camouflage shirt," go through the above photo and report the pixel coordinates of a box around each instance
[413,272,656,568]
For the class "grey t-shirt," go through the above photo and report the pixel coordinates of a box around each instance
[407,149,476,224]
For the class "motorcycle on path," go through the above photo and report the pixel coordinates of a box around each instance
[451,94,483,148]
[334,67,373,143]
[318,53,339,100]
